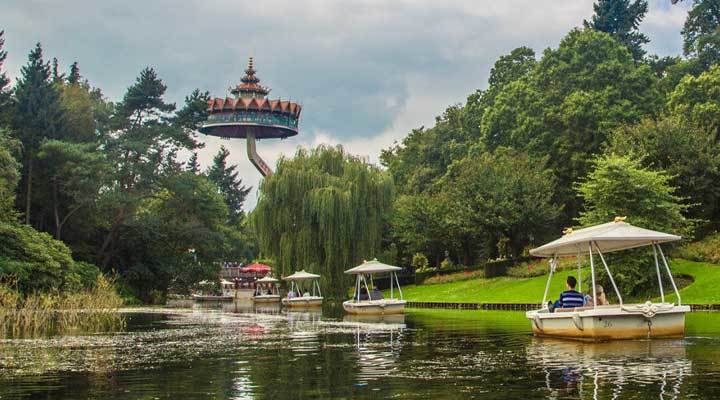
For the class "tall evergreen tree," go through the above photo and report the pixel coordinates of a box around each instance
[67,61,81,85]
[0,31,11,124]
[51,57,64,83]
[207,146,250,225]
[584,0,650,61]
[186,152,200,174]
[12,43,65,225]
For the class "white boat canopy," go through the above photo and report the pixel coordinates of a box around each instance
[283,270,321,280]
[531,218,683,308]
[530,220,681,258]
[345,259,402,275]
[256,276,279,283]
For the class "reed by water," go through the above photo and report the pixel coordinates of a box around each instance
[0,276,125,337]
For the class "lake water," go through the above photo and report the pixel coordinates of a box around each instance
[1,302,719,399]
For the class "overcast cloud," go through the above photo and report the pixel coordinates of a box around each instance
[1,0,691,209]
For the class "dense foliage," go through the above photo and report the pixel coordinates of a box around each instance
[0,37,254,301]
[380,1,719,297]
[2,0,720,299]
[252,146,394,299]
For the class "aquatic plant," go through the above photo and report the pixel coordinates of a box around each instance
[0,275,125,337]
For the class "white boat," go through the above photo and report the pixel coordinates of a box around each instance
[253,275,281,303]
[343,259,406,315]
[526,219,690,341]
[281,270,323,308]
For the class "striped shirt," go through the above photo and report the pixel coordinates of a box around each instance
[559,290,585,308]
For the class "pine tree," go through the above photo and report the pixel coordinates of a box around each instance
[12,43,65,225]
[584,0,649,61]
[51,57,65,83]
[207,146,250,225]
[67,61,81,85]
[187,152,200,174]
[0,31,11,123]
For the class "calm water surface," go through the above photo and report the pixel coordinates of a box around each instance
[1,302,720,399]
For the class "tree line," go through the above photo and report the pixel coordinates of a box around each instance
[252,0,720,297]
[0,35,254,302]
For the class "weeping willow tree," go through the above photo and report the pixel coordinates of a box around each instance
[251,145,395,299]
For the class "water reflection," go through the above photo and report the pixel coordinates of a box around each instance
[1,308,719,399]
[526,337,690,399]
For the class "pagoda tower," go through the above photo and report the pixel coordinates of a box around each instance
[199,58,301,176]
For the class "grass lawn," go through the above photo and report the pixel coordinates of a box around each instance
[391,259,720,304]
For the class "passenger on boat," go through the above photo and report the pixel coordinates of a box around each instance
[584,284,609,306]
[548,276,585,312]
[370,287,384,300]
[287,291,296,299]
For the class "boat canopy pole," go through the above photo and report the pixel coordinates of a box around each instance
[652,242,665,303]
[361,274,372,301]
[589,243,597,310]
[656,244,681,305]
[390,270,394,299]
[577,250,582,292]
[394,272,404,300]
[593,241,623,305]
[316,279,322,297]
[541,255,557,306]
[354,275,360,302]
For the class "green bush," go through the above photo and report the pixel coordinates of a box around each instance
[676,233,720,264]
[439,258,455,271]
[424,269,485,285]
[412,253,431,273]
[0,221,101,294]
[507,261,549,278]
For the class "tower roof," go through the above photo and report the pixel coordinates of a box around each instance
[230,57,270,97]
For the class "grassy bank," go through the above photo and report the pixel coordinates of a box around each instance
[391,259,720,304]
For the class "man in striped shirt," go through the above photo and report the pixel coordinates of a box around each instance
[549,276,585,312]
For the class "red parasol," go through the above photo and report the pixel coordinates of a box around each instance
[241,263,272,274]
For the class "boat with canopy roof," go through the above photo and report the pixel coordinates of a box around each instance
[253,275,281,303]
[343,259,406,315]
[282,270,323,308]
[526,218,690,341]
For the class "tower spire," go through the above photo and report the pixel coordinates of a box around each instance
[231,56,269,98]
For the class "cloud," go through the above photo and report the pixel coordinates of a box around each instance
[1,0,690,210]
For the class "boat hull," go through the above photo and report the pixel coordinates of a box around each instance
[282,296,323,308]
[253,295,281,303]
[526,303,690,341]
[192,294,233,302]
[342,299,406,315]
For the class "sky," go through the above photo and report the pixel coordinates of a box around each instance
[1,0,691,209]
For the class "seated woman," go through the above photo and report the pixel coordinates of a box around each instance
[584,285,609,307]
[370,287,384,300]
[548,276,585,312]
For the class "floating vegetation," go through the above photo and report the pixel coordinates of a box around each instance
[0,276,125,337]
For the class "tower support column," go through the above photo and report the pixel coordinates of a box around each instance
[246,131,273,176]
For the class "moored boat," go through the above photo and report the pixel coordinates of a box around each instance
[253,276,281,303]
[281,270,323,308]
[343,259,406,315]
[526,219,690,341]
